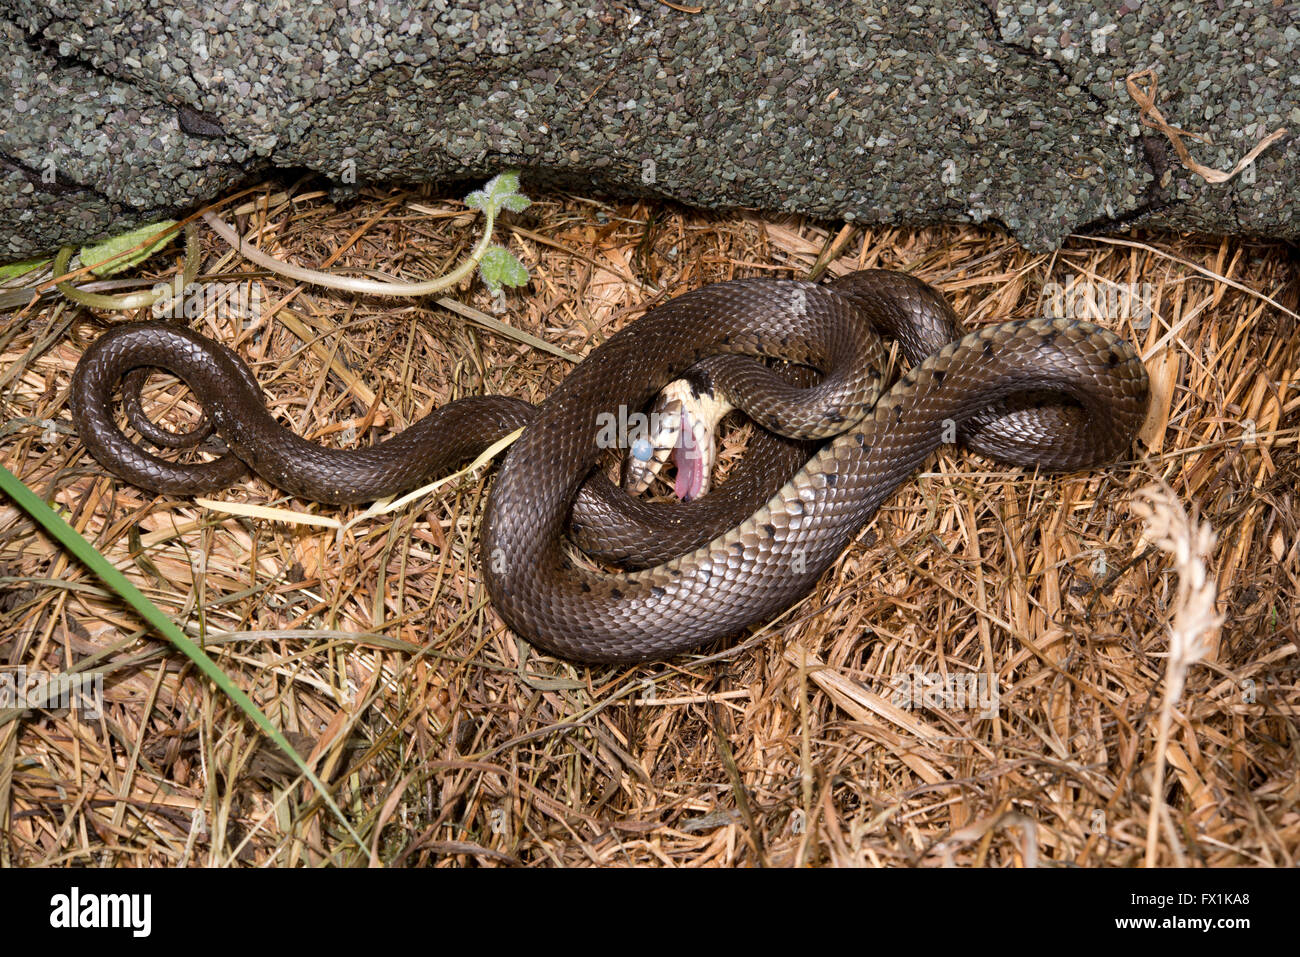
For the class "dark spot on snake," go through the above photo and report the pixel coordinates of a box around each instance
[983,339,995,357]
[1107,350,1121,367]
[854,433,867,447]
[931,368,946,386]
[610,587,623,600]
[580,581,591,593]
[894,406,904,422]
[763,523,775,537]
[651,585,666,598]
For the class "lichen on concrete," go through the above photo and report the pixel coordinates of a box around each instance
[1,0,1294,260]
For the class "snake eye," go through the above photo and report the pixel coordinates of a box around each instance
[631,437,654,462]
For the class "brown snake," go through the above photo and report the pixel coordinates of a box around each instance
[70,270,1150,663]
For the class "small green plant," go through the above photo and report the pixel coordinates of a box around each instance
[79,220,179,277]
[200,171,533,299]
[465,171,532,294]
[0,256,51,282]
[52,223,199,311]
[1,171,533,312]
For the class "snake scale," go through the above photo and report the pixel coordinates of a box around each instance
[70,270,1150,663]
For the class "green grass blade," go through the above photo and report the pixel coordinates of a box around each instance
[0,466,368,854]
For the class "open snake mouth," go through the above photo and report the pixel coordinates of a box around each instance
[623,375,733,503]
[673,409,709,501]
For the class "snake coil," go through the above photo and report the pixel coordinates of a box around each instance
[70,270,1150,663]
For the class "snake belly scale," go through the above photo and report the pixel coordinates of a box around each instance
[70,270,1150,663]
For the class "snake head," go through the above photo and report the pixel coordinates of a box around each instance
[623,375,734,502]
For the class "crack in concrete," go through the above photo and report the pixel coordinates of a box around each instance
[971,0,1169,238]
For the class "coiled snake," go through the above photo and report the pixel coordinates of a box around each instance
[70,270,1150,663]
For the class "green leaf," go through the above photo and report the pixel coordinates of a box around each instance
[79,220,178,278]
[0,257,51,282]
[478,245,530,294]
[499,192,531,213]
[464,171,531,217]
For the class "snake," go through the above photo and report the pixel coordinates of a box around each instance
[69,270,1150,664]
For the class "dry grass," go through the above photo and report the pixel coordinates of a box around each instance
[1,182,1296,866]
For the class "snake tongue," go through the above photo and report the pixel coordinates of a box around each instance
[673,410,707,501]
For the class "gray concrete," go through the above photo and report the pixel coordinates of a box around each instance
[2,0,1295,261]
